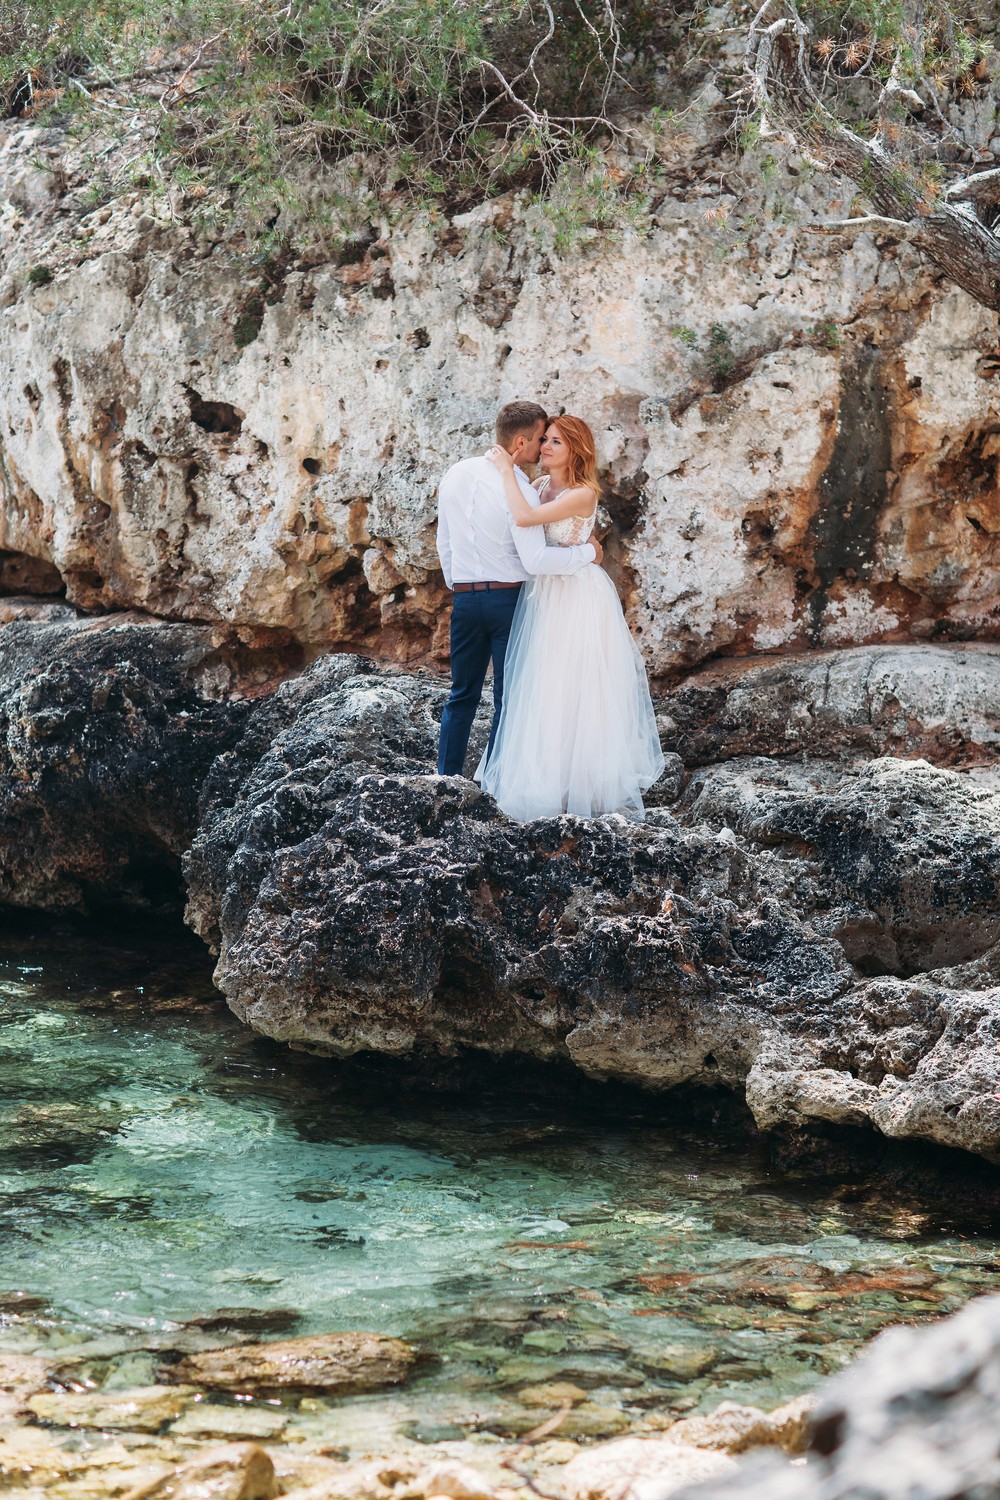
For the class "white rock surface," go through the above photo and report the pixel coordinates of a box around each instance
[1,116,998,674]
[561,1435,736,1500]
[671,1293,1000,1500]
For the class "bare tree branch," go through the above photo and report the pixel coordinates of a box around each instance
[875,49,925,145]
[745,0,1000,311]
[946,166,1000,206]
[806,213,920,237]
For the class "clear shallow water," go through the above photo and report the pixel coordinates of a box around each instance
[3,923,1000,1444]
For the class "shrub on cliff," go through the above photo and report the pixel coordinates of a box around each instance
[5,0,1000,305]
[0,0,668,239]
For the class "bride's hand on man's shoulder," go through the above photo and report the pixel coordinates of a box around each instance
[487,444,514,472]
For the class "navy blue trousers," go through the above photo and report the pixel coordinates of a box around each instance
[438,587,521,775]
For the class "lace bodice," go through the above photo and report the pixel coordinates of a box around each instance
[538,479,596,547]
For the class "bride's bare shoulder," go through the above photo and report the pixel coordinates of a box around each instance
[565,483,596,513]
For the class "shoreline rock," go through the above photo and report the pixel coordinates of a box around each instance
[3,618,1000,1165]
[182,643,1000,1165]
[6,1297,1000,1500]
[0,616,257,913]
[671,1293,1000,1500]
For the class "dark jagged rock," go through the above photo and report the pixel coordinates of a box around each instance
[684,755,1000,975]
[183,652,442,952]
[183,648,1000,1164]
[3,625,999,1161]
[0,616,251,913]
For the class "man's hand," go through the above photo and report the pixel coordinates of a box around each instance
[590,537,604,567]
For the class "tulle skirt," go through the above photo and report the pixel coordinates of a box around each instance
[476,564,664,822]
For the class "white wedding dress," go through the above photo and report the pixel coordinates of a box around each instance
[476,500,664,821]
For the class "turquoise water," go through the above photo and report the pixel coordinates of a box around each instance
[3,923,1000,1443]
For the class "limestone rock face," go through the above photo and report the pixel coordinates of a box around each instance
[183,644,1000,1163]
[2,113,999,676]
[670,1293,1000,1500]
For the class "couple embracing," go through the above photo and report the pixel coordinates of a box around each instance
[436,400,663,822]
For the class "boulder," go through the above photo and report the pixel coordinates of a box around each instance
[0,616,255,912]
[184,649,1000,1163]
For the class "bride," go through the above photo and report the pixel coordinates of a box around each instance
[475,414,664,821]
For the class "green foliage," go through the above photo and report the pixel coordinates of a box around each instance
[670,322,738,384]
[0,0,663,245]
[706,321,733,380]
[533,150,651,254]
[789,0,998,94]
[809,319,841,348]
[26,264,53,284]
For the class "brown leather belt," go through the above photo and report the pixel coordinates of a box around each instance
[452,581,523,593]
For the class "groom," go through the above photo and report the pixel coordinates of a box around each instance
[436,399,603,775]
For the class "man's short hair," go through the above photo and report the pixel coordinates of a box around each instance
[496,400,547,449]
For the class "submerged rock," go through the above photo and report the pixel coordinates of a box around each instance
[28,1384,198,1432]
[0,1352,49,1424]
[0,1352,49,1402]
[183,647,1000,1164]
[169,1405,289,1441]
[168,1332,416,1394]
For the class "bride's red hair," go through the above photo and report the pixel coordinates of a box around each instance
[549,415,601,502]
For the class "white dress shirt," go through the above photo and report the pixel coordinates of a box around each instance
[436,455,596,588]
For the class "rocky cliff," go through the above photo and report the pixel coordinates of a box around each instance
[1,89,999,679]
